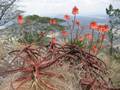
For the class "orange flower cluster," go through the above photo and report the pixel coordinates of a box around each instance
[90,21,98,30]
[49,19,57,25]
[72,6,79,15]
[85,34,93,40]
[90,21,109,33]
[97,25,109,32]
[79,36,84,42]
[61,30,69,37]
[64,15,70,20]
[92,45,98,53]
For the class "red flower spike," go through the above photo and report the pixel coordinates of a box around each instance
[85,34,93,40]
[49,19,57,25]
[103,25,109,32]
[97,25,103,32]
[76,20,80,25]
[64,15,70,20]
[90,21,98,30]
[92,45,98,53]
[79,36,84,42]
[72,6,79,15]
[18,15,23,25]
[98,25,109,33]
[61,30,69,37]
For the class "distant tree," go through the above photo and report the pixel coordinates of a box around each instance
[0,0,18,26]
[106,4,120,55]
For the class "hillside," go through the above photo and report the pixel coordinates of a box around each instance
[25,15,65,23]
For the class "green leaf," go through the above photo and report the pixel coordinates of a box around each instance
[75,41,84,47]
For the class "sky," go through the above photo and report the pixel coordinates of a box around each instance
[18,0,120,17]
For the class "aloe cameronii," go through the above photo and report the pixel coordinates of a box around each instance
[46,6,113,90]
[1,44,69,90]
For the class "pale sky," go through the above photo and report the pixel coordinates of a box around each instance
[18,0,120,17]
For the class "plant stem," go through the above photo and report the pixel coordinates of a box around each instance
[96,33,105,55]
[71,15,76,43]
[96,32,100,47]
[89,29,94,53]
[76,25,80,41]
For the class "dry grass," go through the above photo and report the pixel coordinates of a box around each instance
[0,64,81,90]
[99,52,120,88]
[0,45,111,90]
[108,60,120,88]
[0,39,120,90]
